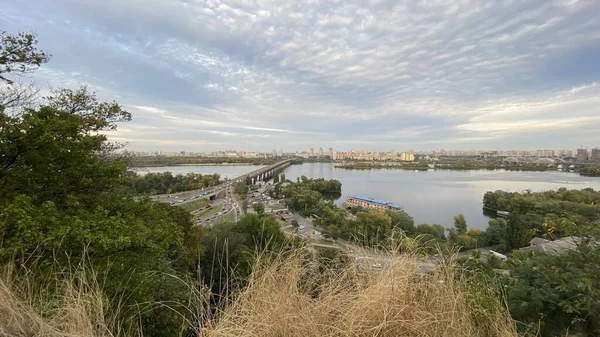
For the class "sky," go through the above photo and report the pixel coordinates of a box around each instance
[2,0,600,152]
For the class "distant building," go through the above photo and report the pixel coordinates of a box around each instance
[591,148,600,163]
[576,148,588,162]
[345,196,403,211]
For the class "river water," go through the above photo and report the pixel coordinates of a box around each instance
[136,163,600,230]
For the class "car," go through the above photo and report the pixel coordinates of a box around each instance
[372,263,383,269]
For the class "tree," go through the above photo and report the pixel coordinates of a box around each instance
[353,210,392,247]
[0,82,39,112]
[480,218,507,248]
[0,106,125,207]
[200,214,287,294]
[386,210,415,234]
[415,223,445,240]
[45,86,131,131]
[253,202,265,215]
[505,246,600,336]
[291,219,299,228]
[280,173,286,181]
[273,173,280,184]
[454,214,467,234]
[0,31,50,84]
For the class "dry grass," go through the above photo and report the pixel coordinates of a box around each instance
[0,248,518,337]
[204,249,518,337]
[0,262,117,337]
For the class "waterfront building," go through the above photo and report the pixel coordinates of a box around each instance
[345,196,403,211]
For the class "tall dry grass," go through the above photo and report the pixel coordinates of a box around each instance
[205,249,518,337]
[0,248,518,337]
[0,260,117,337]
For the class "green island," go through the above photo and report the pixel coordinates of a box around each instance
[2,30,600,337]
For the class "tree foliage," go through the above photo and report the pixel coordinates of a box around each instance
[453,213,467,234]
[0,31,50,84]
[0,93,201,336]
[45,86,131,131]
[505,246,600,336]
[125,171,221,195]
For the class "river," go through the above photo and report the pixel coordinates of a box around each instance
[136,163,600,230]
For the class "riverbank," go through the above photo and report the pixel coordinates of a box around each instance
[334,161,600,175]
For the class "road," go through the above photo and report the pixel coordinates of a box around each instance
[194,183,243,226]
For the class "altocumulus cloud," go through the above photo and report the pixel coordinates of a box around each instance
[2,0,600,151]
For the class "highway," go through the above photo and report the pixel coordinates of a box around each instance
[193,182,244,226]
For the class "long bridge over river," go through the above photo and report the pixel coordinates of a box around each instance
[149,159,293,203]
[230,159,292,184]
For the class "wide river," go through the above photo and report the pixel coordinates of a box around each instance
[138,163,600,230]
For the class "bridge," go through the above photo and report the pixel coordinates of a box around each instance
[231,159,292,184]
[150,159,293,203]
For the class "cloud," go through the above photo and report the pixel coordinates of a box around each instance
[2,0,600,151]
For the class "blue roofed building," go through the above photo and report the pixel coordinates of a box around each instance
[345,196,403,211]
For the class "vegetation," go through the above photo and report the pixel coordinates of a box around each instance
[482,188,600,250]
[179,198,211,212]
[124,171,221,195]
[192,203,221,219]
[580,166,600,177]
[0,31,50,85]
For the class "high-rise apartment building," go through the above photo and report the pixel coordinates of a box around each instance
[310,148,314,157]
[591,148,600,163]
[576,148,588,162]
[319,147,324,157]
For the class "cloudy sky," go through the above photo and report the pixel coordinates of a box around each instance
[2,0,600,152]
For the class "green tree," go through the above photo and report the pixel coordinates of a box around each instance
[386,210,415,234]
[480,218,507,248]
[453,214,467,234]
[0,99,198,336]
[200,214,287,294]
[253,202,265,215]
[291,219,299,228]
[505,246,600,336]
[273,173,280,184]
[352,209,392,247]
[280,173,286,181]
[415,223,445,240]
[45,86,131,131]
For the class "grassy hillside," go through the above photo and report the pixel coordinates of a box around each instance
[1,249,517,337]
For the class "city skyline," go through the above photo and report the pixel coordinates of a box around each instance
[3,1,600,151]
[130,146,600,158]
